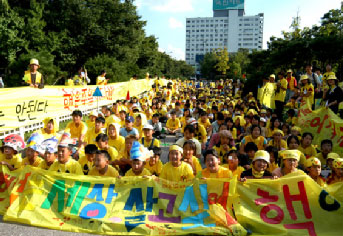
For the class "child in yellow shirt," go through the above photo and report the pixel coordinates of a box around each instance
[222,150,245,179]
[160,145,194,181]
[96,133,119,166]
[22,143,42,167]
[125,141,152,177]
[78,144,97,175]
[89,150,119,177]
[182,140,202,176]
[197,149,232,178]
[214,130,236,163]
[166,111,181,134]
[145,146,163,176]
[304,157,326,187]
[0,134,24,171]
[38,138,59,170]
[298,132,317,159]
[107,122,125,154]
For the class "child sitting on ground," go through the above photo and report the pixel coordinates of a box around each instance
[38,138,58,170]
[115,134,137,175]
[125,141,152,177]
[166,111,181,135]
[213,130,236,163]
[49,134,83,175]
[0,134,24,171]
[145,146,163,176]
[22,143,42,167]
[140,124,160,148]
[304,157,326,187]
[183,140,202,176]
[197,149,232,179]
[96,133,119,166]
[78,144,98,175]
[88,150,119,177]
[160,144,194,181]
[222,150,245,179]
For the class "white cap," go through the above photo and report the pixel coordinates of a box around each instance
[187,118,197,125]
[143,124,154,130]
[260,118,267,123]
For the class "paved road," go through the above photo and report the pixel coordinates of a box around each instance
[0,134,178,236]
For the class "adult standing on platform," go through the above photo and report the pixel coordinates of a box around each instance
[96,70,108,85]
[23,59,44,88]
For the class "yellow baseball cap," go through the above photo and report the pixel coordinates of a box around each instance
[304,157,321,168]
[327,153,340,161]
[280,150,300,161]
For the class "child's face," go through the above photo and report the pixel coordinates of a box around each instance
[253,160,268,172]
[44,152,56,165]
[220,136,230,145]
[183,144,194,159]
[3,146,15,158]
[119,112,126,120]
[95,121,104,130]
[302,135,312,147]
[132,159,144,175]
[273,133,282,141]
[95,154,108,171]
[57,146,72,164]
[327,159,334,169]
[308,165,321,177]
[291,130,299,136]
[72,115,82,124]
[288,138,299,149]
[125,139,134,151]
[283,158,298,171]
[252,127,260,138]
[228,154,239,170]
[26,147,38,159]
[108,125,116,138]
[135,117,142,125]
[334,168,343,178]
[205,154,220,173]
[201,115,207,122]
[169,150,182,167]
[97,140,108,149]
[143,129,153,138]
[90,116,97,122]
[152,116,159,123]
[46,121,54,132]
[321,144,332,155]
[125,121,133,129]
[171,114,176,119]
[149,155,160,166]
[184,130,194,140]
[86,153,96,162]
[247,150,255,159]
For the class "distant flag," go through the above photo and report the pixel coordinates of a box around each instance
[126,90,130,101]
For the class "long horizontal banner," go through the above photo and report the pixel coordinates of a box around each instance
[297,101,343,156]
[0,79,154,132]
[1,166,342,235]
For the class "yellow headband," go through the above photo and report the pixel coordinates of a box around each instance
[169,145,183,154]
[281,150,300,161]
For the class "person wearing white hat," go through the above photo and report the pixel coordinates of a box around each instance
[323,74,343,113]
[140,124,160,148]
[23,58,44,88]
[241,150,272,179]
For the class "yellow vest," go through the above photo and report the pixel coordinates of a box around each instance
[23,70,42,84]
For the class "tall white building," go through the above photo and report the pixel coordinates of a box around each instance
[185,0,264,74]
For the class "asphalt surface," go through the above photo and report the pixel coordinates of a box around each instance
[0,134,178,236]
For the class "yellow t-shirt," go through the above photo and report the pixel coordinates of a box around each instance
[195,124,207,143]
[38,159,57,170]
[298,145,317,159]
[125,168,152,177]
[133,124,143,138]
[85,119,95,130]
[139,137,160,148]
[78,155,94,175]
[88,165,119,177]
[301,83,314,106]
[267,139,288,150]
[198,166,232,178]
[102,146,119,162]
[22,157,42,167]
[222,164,244,178]
[0,152,22,170]
[84,128,104,145]
[49,158,84,175]
[274,78,288,102]
[214,145,237,163]
[65,121,88,139]
[145,160,163,176]
[108,136,125,154]
[160,162,194,182]
[166,118,181,130]
[191,156,202,174]
[198,118,211,131]
[96,76,107,85]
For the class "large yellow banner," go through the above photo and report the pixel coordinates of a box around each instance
[297,101,343,156]
[234,172,343,236]
[1,166,342,235]
[0,79,153,132]
[2,166,244,235]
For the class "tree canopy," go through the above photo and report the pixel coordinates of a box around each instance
[0,0,194,87]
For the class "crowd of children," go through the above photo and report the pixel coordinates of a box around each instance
[0,77,343,187]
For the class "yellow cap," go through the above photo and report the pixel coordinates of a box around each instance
[333,158,343,168]
[247,109,257,115]
[280,150,300,161]
[272,129,284,136]
[327,74,337,81]
[300,75,309,82]
[269,74,276,79]
[29,58,40,67]
[287,69,292,73]
[169,145,183,154]
[304,157,321,168]
[327,153,340,160]
[260,109,267,114]
[253,150,270,164]
[291,126,302,132]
